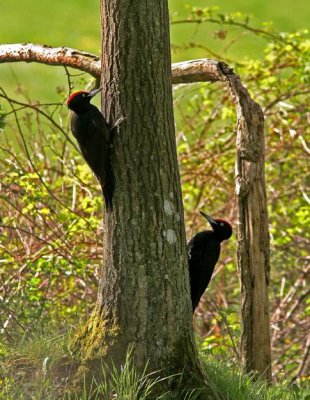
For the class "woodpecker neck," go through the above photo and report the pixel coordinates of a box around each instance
[213,230,230,243]
[69,101,93,115]
[213,222,232,242]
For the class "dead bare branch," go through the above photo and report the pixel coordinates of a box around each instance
[0,43,101,78]
[0,43,231,85]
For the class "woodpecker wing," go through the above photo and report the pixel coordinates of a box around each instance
[70,105,115,206]
[71,106,109,175]
[188,230,221,311]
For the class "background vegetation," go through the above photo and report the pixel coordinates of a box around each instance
[0,1,309,398]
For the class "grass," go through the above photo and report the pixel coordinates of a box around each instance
[0,329,309,399]
[201,355,309,400]
[0,329,77,399]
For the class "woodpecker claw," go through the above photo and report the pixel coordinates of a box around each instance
[111,116,126,130]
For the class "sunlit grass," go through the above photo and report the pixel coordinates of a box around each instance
[1,329,309,399]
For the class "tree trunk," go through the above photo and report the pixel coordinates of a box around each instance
[73,0,210,397]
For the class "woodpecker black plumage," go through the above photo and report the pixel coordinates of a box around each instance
[67,88,113,209]
[188,211,232,312]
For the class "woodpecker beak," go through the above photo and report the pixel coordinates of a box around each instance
[88,87,103,98]
[200,211,218,227]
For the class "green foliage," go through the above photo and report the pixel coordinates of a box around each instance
[0,88,102,338]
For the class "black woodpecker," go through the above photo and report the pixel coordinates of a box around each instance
[188,211,232,312]
[67,88,113,209]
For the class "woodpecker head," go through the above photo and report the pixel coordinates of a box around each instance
[66,87,102,114]
[200,211,232,242]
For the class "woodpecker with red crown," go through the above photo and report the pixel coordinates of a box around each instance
[66,88,113,208]
[188,211,232,312]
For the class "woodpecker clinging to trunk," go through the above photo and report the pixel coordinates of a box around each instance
[66,88,114,209]
[188,211,232,312]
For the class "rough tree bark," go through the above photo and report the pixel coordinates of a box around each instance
[71,1,210,397]
[0,45,272,381]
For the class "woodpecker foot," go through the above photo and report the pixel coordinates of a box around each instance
[111,116,126,130]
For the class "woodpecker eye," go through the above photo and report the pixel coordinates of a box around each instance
[82,93,86,97]
[220,223,224,227]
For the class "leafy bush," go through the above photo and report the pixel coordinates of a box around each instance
[0,86,102,337]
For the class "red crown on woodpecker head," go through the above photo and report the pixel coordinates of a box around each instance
[66,91,88,106]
